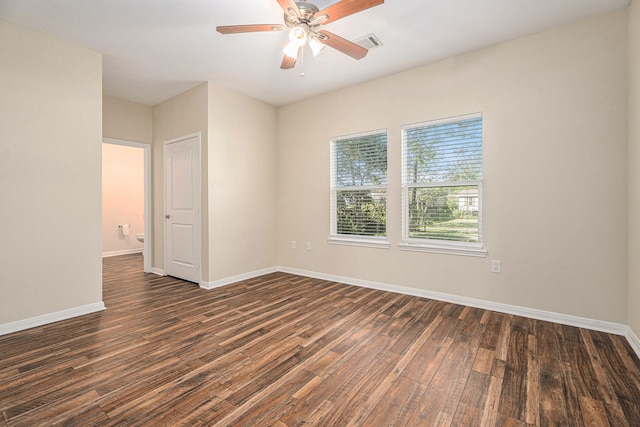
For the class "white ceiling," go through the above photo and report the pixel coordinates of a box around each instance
[0,0,630,107]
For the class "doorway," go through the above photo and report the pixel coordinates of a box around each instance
[102,138,152,273]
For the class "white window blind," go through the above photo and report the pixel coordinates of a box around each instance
[330,130,387,239]
[402,113,483,246]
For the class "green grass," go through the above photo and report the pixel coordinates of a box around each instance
[409,218,478,242]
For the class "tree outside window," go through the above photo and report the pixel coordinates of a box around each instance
[402,114,483,244]
[331,131,387,238]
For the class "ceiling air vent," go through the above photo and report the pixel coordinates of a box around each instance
[355,33,383,51]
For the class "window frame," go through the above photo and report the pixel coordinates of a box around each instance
[399,113,486,257]
[329,129,390,249]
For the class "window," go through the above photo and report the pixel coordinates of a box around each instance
[330,130,388,248]
[400,113,485,256]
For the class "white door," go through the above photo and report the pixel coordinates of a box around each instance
[164,134,201,284]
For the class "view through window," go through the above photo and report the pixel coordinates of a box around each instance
[330,130,388,239]
[402,114,483,244]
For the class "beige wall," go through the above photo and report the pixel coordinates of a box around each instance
[102,143,144,254]
[103,95,152,144]
[207,83,278,281]
[0,21,103,324]
[277,10,628,323]
[151,82,277,283]
[152,83,209,279]
[628,0,640,337]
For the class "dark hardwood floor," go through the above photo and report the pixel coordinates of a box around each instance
[1,254,639,426]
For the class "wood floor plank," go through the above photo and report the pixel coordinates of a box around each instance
[452,402,483,426]
[526,333,540,425]
[578,395,612,427]
[405,339,477,425]
[592,330,640,421]
[340,308,448,426]
[0,254,638,426]
[578,329,630,426]
[480,373,504,426]
[361,375,427,427]
[320,350,403,426]
[473,346,495,375]
[276,332,395,425]
[537,321,571,426]
[459,370,492,409]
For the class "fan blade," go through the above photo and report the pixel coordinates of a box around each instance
[276,0,301,21]
[217,24,285,34]
[281,49,301,69]
[317,30,368,60]
[314,0,383,25]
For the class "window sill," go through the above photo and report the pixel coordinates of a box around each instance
[398,241,487,257]
[328,236,390,249]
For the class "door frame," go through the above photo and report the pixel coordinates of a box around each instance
[102,138,152,273]
[163,132,202,283]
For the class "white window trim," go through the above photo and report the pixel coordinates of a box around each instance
[398,240,486,257]
[400,113,485,257]
[328,235,390,249]
[329,128,389,248]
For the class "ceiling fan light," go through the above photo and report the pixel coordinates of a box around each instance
[288,26,307,46]
[308,37,325,57]
[283,42,300,59]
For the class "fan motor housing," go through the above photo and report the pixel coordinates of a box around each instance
[285,1,320,27]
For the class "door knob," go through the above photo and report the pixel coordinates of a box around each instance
[165,214,170,219]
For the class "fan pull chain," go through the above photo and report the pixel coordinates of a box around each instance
[300,47,305,77]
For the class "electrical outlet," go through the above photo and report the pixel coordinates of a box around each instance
[491,259,501,274]
[291,240,296,249]
[306,241,311,251]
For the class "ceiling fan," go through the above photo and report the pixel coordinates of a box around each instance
[216,0,384,70]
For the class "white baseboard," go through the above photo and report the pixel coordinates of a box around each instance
[0,302,106,336]
[151,267,165,276]
[102,248,143,258]
[277,266,629,337]
[200,266,279,290]
[626,327,640,359]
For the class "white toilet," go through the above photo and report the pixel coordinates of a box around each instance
[136,233,144,243]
